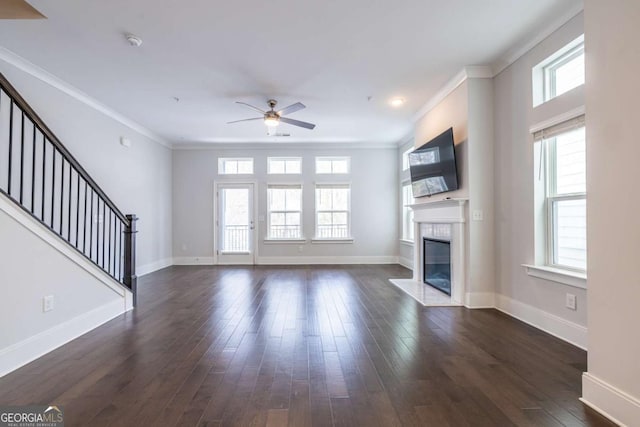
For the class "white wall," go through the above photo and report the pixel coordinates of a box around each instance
[582,1,640,424]
[492,14,588,336]
[0,59,173,273]
[172,145,398,264]
[0,194,130,376]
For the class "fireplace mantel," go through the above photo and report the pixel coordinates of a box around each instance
[409,198,468,224]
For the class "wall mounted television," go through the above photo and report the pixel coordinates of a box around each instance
[409,127,459,198]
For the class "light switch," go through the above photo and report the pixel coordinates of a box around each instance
[472,210,484,221]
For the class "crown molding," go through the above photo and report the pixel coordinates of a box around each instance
[412,65,493,123]
[0,47,172,149]
[491,3,584,76]
[173,140,398,151]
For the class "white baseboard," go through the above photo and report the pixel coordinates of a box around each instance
[256,255,399,265]
[465,292,495,309]
[398,256,413,270]
[0,298,127,377]
[582,372,640,426]
[138,257,173,276]
[173,257,215,265]
[495,294,587,350]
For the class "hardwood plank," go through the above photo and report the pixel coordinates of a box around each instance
[0,265,615,427]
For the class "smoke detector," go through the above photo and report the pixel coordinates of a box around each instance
[125,34,143,47]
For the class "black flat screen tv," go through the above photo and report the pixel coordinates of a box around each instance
[409,128,459,198]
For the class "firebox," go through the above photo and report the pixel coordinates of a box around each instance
[423,238,451,295]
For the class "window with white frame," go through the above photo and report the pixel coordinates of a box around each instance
[267,185,302,239]
[402,147,414,171]
[533,36,584,106]
[544,42,584,101]
[536,117,586,271]
[268,157,302,174]
[315,157,350,174]
[315,184,350,239]
[218,158,254,175]
[402,182,414,241]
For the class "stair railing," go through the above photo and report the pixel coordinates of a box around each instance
[0,72,137,305]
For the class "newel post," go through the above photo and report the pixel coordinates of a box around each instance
[124,214,138,307]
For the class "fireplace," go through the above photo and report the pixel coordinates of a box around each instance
[423,238,451,295]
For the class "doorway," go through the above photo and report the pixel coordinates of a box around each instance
[215,182,256,264]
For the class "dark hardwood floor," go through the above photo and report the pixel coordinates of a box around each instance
[0,265,614,426]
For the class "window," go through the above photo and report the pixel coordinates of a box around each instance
[267,185,302,239]
[402,183,415,241]
[544,43,585,100]
[218,158,253,175]
[315,184,350,239]
[533,36,584,106]
[402,147,414,171]
[315,157,350,174]
[268,157,302,174]
[537,119,586,271]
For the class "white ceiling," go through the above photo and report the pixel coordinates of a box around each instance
[0,0,582,145]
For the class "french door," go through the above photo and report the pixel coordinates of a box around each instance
[215,183,256,264]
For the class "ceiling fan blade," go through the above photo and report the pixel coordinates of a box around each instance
[235,101,265,114]
[227,117,263,124]
[277,102,305,116]
[280,117,316,130]
[0,0,46,19]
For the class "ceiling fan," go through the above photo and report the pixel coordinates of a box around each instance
[0,0,46,19]
[228,99,316,130]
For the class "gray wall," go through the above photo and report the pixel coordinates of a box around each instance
[172,145,398,263]
[0,60,173,273]
[493,14,586,325]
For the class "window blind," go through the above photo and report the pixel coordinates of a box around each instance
[532,114,585,142]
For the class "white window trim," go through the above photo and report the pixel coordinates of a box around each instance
[315,156,351,174]
[532,34,584,107]
[314,183,352,240]
[522,264,586,289]
[543,42,584,101]
[266,184,303,240]
[218,157,254,175]
[267,157,302,175]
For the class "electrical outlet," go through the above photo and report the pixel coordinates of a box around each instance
[298,245,303,253]
[43,295,54,312]
[181,244,187,251]
[472,210,484,221]
[566,293,577,310]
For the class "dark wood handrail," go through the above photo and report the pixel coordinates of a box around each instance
[0,72,130,226]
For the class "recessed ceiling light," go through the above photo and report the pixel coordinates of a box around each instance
[389,97,406,107]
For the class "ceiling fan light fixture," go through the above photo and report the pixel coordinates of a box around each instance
[264,117,280,127]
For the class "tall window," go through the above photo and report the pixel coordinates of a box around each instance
[402,183,415,241]
[316,157,350,174]
[268,157,302,174]
[218,158,253,175]
[402,147,414,171]
[267,185,302,239]
[315,184,350,239]
[537,119,586,271]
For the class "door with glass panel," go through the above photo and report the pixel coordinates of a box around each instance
[216,183,255,264]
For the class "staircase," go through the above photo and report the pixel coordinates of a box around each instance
[0,72,138,305]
